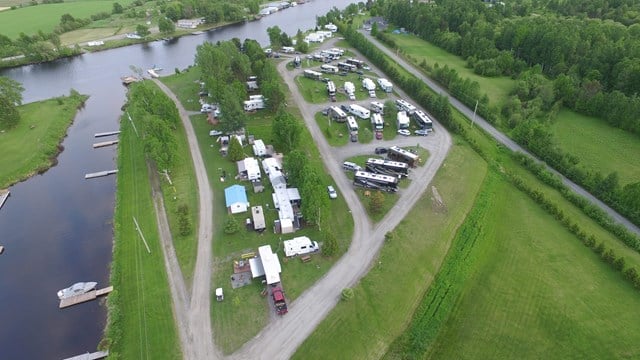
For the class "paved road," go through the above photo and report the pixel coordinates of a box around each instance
[153,79,220,360]
[360,31,640,237]
[231,38,452,360]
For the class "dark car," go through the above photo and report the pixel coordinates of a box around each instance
[339,71,348,76]
[375,131,383,140]
[374,147,388,154]
[350,132,358,142]
[341,104,350,112]
[321,107,330,116]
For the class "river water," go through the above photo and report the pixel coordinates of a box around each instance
[0,1,352,358]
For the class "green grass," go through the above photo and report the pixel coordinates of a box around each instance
[160,70,203,112]
[0,0,134,39]
[551,109,640,186]
[385,32,514,106]
[104,109,179,359]
[0,93,87,189]
[293,142,488,359]
[315,112,349,147]
[413,171,640,359]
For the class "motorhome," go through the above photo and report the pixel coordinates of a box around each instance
[396,99,417,115]
[388,146,419,167]
[284,236,319,257]
[337,62,357,72]
[303,69,323,80]
[346,116,359,133]
[326,81,336,96]
[329,106,347,122]
[365,158,409,178]
[413,110,433,129]
[370,101,384,114]
[362,78,376,91]
[244,95,265,111]
[349,104,371,120]
[377,78,393,93]
[371,113,384,131]
[353,171,398,192]
[321,64,339,74]
[344,81,355,96]
[346,58,364,68]
[397,111,410,129]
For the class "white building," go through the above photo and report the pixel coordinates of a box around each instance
[237,157,261,180]
[224,185,249,214]
[176,18,205,29]
[252,139,267,157]
[284,236,319,257]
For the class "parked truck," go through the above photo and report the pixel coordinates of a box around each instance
[272,286,288,315]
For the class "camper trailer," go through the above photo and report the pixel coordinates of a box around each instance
[397,111,410,129]
[362,78,376,91]
[371,113,384,131]
[243,95,265,111]
[370,101,384,114]
[396,99,417,115]
[284,236,319,257]
[303,69,323,80]
[321,64,339,74]
[329,106,348,122]
[326,81,336,96]
[349,104,370,120]
[324,23,338,32]
[251,206,266,232]
[377,78,393,93]
[346,116,359,133]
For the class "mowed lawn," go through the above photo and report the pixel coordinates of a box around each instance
[386,32,514,106]
[551,109,640,186]
[293,142,488,360]
[425,175,640,359]
[0,0,131,38]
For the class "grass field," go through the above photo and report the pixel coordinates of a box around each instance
[104,108,179,359]
[406,171,640,359]
[385,32,514,106]
[292,142,488,359]
[0,0,134,39]
[551,109,640,186]
[0,93,87,189]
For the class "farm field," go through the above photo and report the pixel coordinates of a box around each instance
[0,93,87,189]
[293,142,488,359]
[0,0,135,39]
[551,109,640,186]
[412,173,640,359]
[385,32,514,106]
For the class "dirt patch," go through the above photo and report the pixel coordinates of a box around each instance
[431,186,447,213]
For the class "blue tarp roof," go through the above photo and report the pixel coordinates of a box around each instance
[225,185,248,207]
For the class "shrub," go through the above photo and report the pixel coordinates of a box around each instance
[224,216,240,234]
[341,288,354,301]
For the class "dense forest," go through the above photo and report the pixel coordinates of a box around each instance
[370,0,640,228]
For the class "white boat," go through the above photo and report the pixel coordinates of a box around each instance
[57,282,97,299]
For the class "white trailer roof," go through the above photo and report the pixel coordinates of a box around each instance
[258,245,281,284]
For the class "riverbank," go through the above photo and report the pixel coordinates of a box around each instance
[0,90,88,189]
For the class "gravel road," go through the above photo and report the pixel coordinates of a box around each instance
[361,31,640,237]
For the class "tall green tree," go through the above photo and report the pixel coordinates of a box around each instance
[136,24,150,38]
[272,109,302,153]
[267,26,283,48]
[0,76,24,130]
[227,136,244,162]
[283,150,307,187]
[158,17,175,34]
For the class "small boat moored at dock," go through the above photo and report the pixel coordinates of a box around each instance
[57,282,97,300]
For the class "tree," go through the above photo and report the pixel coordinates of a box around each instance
[283,150,307,187]
[272,109,302,153]
[0,76,24,130]
[218,88,246,132]
[112,2,124,14]
[267,26,283,48]
[227,136,244,162]
[369,191,385,214]
[224,216,240,234]
[136,24,150,38]
[158,17,175,34]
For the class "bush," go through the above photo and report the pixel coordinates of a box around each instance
[341,288,354,301]
[224,216,240,234]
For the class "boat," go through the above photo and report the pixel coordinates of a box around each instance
[121,76,140,86]
[147,69,159,78]
[151,65,163,72]
[57,282,97,300]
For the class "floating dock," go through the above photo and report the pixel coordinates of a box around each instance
[92,140,119,149]
[63,350,109,360]
[59,286,113,309]
[85,170,118,179]
[94,131,120,138]
[0,189,9,210]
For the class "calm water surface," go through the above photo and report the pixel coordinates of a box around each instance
[0,1,353,358]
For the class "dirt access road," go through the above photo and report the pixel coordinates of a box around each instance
[150,34,451,359]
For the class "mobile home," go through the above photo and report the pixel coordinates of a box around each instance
[349,104,371,120]
[284,236,319,257]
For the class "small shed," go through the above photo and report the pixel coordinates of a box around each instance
[280,218,294,234]
[225,185,249,214]
[251,206,266,231]
[253,140,267,157]
[252,179,264,193]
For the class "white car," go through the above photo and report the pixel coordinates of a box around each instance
[327,185,338,199]
[397,129,411,137]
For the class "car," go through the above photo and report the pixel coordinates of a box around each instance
[350,132,358,142]
[363,65,371,70]
[415,129,430,136]
[356,70,364,75]
[327,185,338,199]
[321,107,330,116]
[375,131,383,140]
[341,104,350,112]
[339,71,348,76]
[397,129,411,136]
[374,147,388,154]
[342,161,362,171]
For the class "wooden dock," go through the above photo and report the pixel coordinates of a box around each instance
[92,140,119,148]
[63,350,109,360]
[85,170,118,179]
[94,131,120,138]
[59,286,113,309]
[0,189,9,210]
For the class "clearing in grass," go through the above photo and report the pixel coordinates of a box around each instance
[0,92,88,189]
[292,142,488,360]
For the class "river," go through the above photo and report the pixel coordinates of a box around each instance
[0,1,353,358]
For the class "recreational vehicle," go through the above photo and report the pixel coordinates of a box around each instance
[284,236,319,257]
[346,116,359,133]
[244,95,265,111]
[329,106,347,122]
[337,62,357,72]
[362,78,376,91]
[321,64,339,74]
[349,104,370,120]
[395,99,416,115]
[370,101,384,114]
[282,46,295,53]
[413,110,433,129]
[377,78,393,93]
[396,111,410,129]
[371,113,384,131]
[365,158,409,177]
[346,58,364,68]
[344,81,355,95]
[324,23,338,32]
[353,171,398,192]
[388,146,419,167]
[326,81,336,96]
[303,69,323,80]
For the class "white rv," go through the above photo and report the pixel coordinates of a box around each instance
[244,95,265,111]
[252,139,267,157]
[349,104,371,119]
[371,113,384,131]
[377,78,393,93]
[397,111,410,129]
[326,81,336,96]
[324,23,338,32]
[282,46,295,53]
[370,101,384,114]
[329,106,347,122]
[347,116,359,133]
[362,78,376,91]
[344,81,355,95]
[396,99,416,115]
[321,64,339,74]
[284,236,319,257]
[303,69,323,80]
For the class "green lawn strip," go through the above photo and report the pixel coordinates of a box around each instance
[293,142,488,360]
[314,112,349,147]
[160,70,203,112]
[0,0,136,39]
[157,121,199,286]
[103,113,179,359]
[0,93,88,189]
[420,173,640,359]
[295,76,333,103]
[551,109,640,186]
[385,32,513,106]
